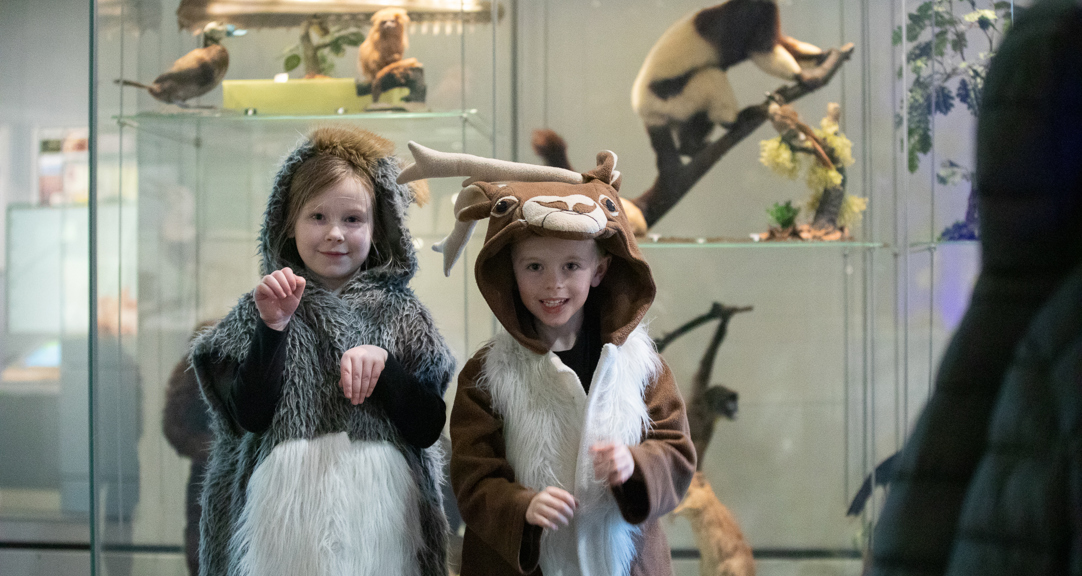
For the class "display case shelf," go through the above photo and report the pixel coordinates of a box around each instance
[639,238,886,250]
[115,108,480,125]
[908,239,980,252]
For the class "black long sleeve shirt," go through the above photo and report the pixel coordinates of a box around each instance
[226,318,446,448]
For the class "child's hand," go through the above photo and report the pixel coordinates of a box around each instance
[525,486,577,531]
[254,268,306,331]
[590,442,634,487]
[340,345,388,405]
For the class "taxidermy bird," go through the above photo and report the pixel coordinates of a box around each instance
[116,22,245,106]
[631,0,829,157]
[673,472,756,576]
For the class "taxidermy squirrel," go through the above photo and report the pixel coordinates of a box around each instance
[116,22,244,106]
[358,8,420,102]
[673,472,756,576]
[632,0,829,157]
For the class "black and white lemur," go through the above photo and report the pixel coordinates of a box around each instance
[631,0,830,157]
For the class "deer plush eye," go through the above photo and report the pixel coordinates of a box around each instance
[491,197,519,217]
[599,195,619,215]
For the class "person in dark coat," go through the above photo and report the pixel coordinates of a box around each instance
[869,1,1082,574]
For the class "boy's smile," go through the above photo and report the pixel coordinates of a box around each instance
[512,235,610,351]
[291,176,374,291]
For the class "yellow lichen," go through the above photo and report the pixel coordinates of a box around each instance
[806,163,844,193]
[838,195,868,228]
[759,137,800,180]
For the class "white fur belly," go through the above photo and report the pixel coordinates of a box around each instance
[234,433,422,576]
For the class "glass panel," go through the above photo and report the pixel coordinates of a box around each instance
[0,0,93,557]
[90,1,496,573]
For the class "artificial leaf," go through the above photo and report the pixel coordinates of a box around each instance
[934,29,949,57]
[338,31,364,47]
[950,30,967,54]
[284,53,301,72]
[934,85,955,115]
[956,78,971,108]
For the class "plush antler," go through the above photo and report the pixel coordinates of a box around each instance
[396,141,584,186]
[431,185,492,276]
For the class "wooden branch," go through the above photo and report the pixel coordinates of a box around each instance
[630,42,855,231]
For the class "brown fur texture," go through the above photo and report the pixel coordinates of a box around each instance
[358,8,411,83]
[673,472,756,576]
[306,125,429,206]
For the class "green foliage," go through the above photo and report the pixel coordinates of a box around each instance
[281,23,365,76]
[284,54,302,72]
[895,0,1012,173]
[767,201,800,229]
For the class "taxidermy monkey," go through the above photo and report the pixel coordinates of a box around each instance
[673,472,756,576]
[358,7,421,102]
[115,22,244,106]
[631,0,827,156]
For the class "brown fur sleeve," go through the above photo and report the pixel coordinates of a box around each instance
[162,354,214,460]
[611,358,697,523]
[450,350,543,573]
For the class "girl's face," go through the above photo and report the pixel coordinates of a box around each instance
[290,176,374,291]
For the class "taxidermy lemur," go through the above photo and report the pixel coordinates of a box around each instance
[632,0,828,157]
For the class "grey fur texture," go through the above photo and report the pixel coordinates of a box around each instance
[190,135,454,576]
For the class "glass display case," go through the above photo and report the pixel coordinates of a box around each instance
[0,0,1025,574]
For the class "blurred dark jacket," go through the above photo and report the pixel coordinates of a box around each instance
[870,1,1082,575]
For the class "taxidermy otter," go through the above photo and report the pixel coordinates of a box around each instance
[631,0,828,157]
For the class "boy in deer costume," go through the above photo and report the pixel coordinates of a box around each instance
[398,143,696,576]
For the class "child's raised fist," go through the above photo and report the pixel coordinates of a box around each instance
[254,267,306,331]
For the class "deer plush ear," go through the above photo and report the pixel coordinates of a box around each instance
[584,150,621,192]
[432,185,493,276]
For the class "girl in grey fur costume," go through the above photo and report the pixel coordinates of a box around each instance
[190,125,454,576]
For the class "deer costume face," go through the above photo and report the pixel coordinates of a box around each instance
[398,142,656,353]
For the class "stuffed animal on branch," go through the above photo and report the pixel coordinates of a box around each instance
[533,2,853,236]
[655,303,756,576]
[116,22,245,107]
[357,8,424,103]
[631,0,832,160]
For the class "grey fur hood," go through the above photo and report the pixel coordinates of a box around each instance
[260,126,424,290]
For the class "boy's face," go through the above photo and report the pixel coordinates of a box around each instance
[290,176,374,291]
[511,235,610,334]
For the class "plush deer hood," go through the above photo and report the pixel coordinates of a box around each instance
[398,142,656,353]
